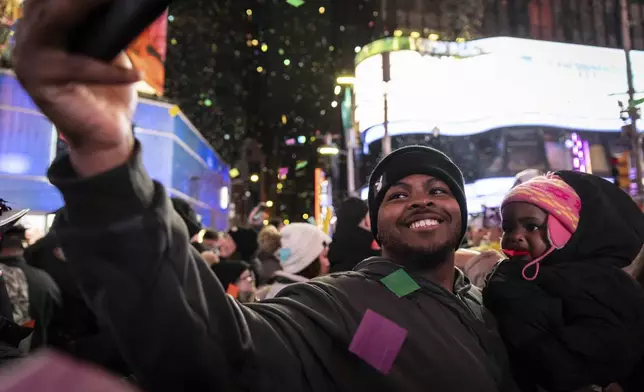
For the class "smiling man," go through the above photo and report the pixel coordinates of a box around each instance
[12,2,516,389]
[368,147,470,291]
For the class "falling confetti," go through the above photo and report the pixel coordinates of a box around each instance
[164,0,373,220]
[349,309,407,375]
[168,105,180,117]
[0,351,141,392]
[380,269,421,298]
[286,0,305,7]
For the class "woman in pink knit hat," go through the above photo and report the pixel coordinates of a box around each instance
[483,171,644,392]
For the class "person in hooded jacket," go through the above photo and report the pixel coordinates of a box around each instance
[328,197,379,273]
[483,172,644,392]
[13,8,517,391]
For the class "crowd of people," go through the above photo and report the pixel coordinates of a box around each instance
[1,1,644,391]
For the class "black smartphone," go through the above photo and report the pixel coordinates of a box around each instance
[68,0,173,61]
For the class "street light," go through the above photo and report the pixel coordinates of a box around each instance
[336,76,356,86]
[250,174,259,183]
[335,75,357,196]
[318,145,340,156]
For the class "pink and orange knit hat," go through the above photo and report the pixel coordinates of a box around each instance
[501,173,582,280]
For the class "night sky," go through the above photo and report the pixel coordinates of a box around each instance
[165,0,374,220]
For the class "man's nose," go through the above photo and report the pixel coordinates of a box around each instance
[410,197,433,209]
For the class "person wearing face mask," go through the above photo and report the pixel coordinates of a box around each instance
[257,223,331,300]
[484,172,644,392]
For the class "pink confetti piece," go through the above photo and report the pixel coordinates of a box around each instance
[348,309,407,375]
[0,350,140,392]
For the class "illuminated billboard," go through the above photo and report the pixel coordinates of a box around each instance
[127,11,168,96]
[355,36,644,148]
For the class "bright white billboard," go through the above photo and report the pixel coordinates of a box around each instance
[355,36,644,147]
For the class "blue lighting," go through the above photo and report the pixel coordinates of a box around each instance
[0,73,230,230]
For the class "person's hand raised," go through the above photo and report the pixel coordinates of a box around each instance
[13,0,141,177]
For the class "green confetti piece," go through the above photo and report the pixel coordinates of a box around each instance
[286,0,305,7]
[380,269,421,298]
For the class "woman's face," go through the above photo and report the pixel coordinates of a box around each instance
[501,202,550,259]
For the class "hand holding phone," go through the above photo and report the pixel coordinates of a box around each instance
[68,0,174,61]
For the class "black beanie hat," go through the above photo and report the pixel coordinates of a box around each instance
[212,260,251,289]
[368,145,468,247]
[336,197,369,228]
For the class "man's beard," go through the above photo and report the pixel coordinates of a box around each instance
[378,228,459,272]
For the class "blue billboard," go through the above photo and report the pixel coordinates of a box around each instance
[0,71,230,230]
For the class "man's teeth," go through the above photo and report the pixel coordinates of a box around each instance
[409,219,439,229]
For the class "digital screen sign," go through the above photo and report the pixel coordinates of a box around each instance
[354,36,644,147]
[127,11,169,96]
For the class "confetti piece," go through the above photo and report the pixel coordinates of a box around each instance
[349,309,407,375]
[226,283,239,298]
[0,350,141,392]
[380,269,420,298]
[286,0,305,7]
[168,105,180,117]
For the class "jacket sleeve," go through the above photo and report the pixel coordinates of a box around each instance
[47,143,351,392]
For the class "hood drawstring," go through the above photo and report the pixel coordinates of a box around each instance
[520,247,556,281]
